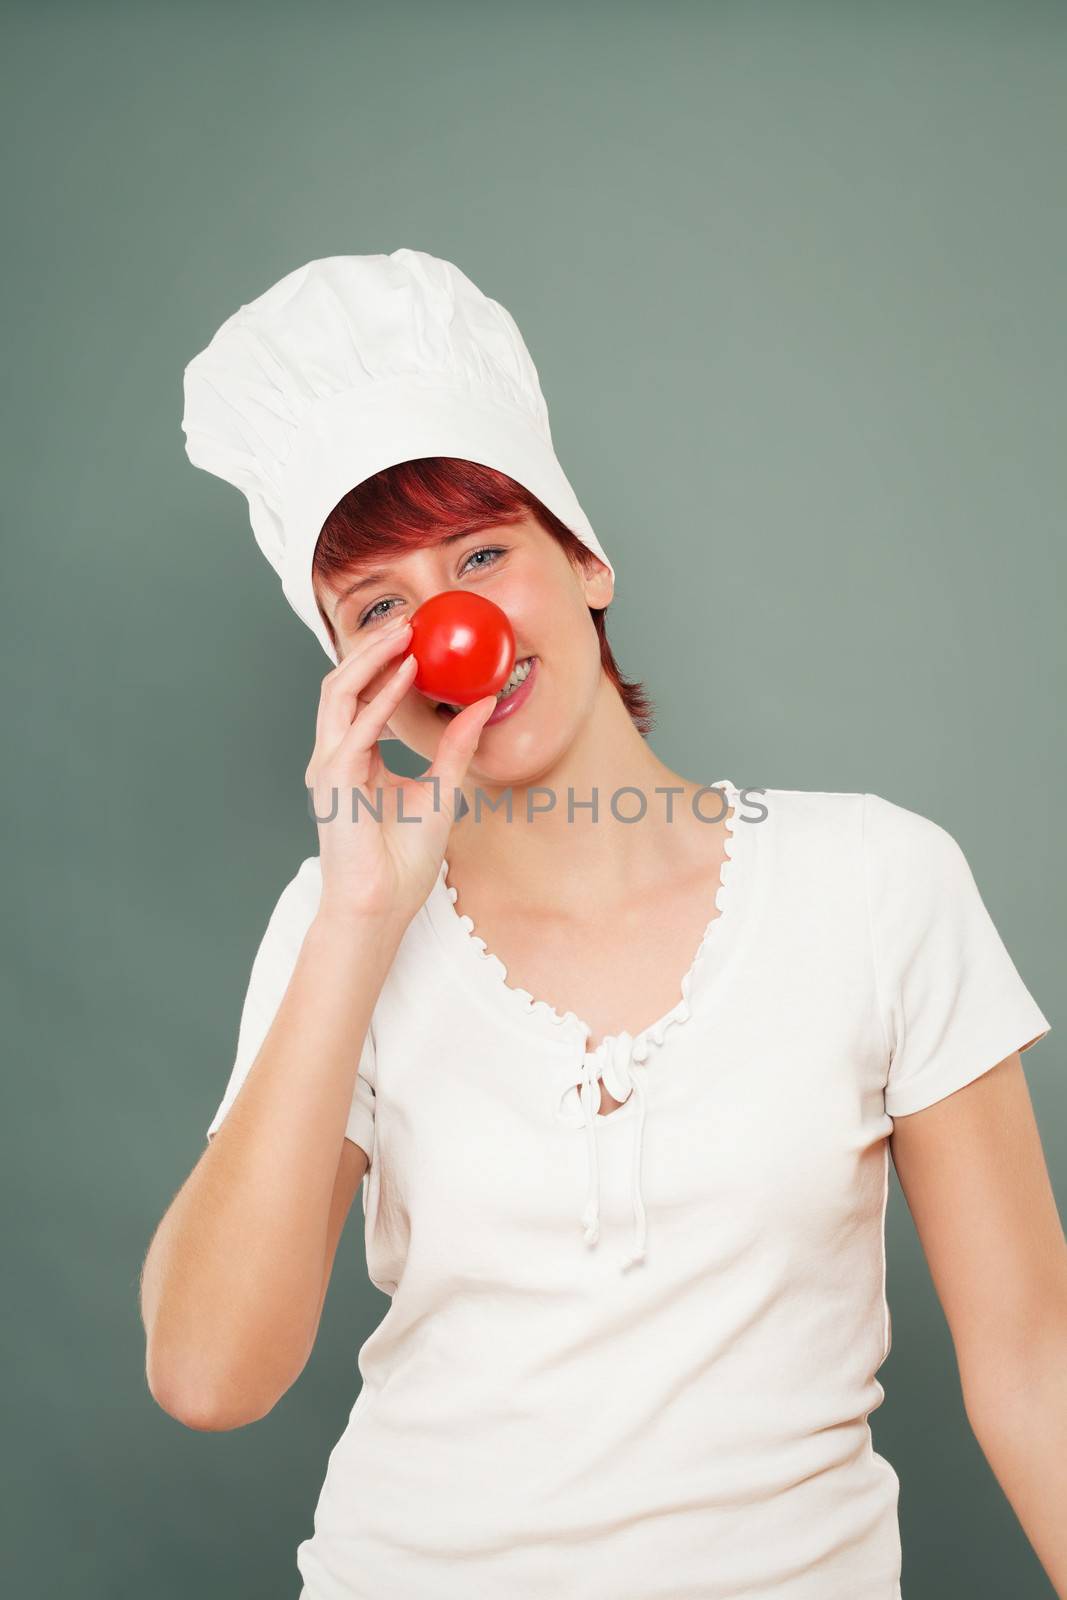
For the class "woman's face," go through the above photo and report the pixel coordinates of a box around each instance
[317,512,614,780]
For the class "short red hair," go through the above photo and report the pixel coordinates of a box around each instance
[312,457,655,736]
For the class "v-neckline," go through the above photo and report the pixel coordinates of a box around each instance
[423,778,750,1060]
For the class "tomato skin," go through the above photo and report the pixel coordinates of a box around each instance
[408,592,516,704]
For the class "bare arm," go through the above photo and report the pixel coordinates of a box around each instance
[139,907,401,1432]
[139,611,496,1434]
[891,1051,1067,1597]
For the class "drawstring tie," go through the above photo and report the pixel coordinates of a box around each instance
[576,1031,648,1271]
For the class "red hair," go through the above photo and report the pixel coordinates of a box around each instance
[312,457,655,735]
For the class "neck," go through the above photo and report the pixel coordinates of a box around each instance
[445,677,727,915]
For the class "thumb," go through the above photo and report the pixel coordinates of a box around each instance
[426,694,498,806]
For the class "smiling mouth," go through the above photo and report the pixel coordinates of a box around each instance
[435,656,537,717]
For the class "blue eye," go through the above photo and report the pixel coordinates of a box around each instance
[359,599,399,628]
[356,546,506,628]
[462,544,506,573]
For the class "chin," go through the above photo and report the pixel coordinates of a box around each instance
[471,723,581,791]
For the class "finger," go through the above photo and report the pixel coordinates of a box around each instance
[331,652,420,773]
[423,693,499,803]
[315,621,413,756]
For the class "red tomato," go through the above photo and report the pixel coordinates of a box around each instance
[408,591,516,705]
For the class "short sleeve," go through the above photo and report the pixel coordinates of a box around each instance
[863,792,1051,1117]
[207,856,377,1164]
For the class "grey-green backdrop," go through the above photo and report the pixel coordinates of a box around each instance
[3,2,1063,1596]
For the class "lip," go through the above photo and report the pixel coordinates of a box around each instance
[485,655,538,725]
[434,655,539,727]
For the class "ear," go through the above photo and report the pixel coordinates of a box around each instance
[579,553,615,610]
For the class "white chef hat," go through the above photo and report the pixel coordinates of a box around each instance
[181,248,614,675]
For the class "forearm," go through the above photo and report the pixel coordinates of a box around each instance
[141,908,402,1427]
[962,1320,1067,1598]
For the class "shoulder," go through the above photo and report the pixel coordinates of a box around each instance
[742,787,974,914]
[859,791,971,888]
[858,793,991,962]
[750,785,961,860]
[251,854,323,958]
[269,853,322,917]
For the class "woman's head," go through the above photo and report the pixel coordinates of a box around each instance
[311,457,654,768]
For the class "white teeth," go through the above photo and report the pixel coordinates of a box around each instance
[437,658,534,715]
[495,657,534,700]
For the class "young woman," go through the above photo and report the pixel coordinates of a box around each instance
[141,252,1064,1599]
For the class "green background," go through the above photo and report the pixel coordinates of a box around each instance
[3,2,1063,1595]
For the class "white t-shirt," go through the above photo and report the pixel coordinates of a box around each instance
[207,784,1050,1600]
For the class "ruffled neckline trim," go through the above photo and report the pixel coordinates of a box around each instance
[427,779,746,1061]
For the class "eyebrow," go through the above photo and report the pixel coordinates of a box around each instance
[332,529,490,611]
